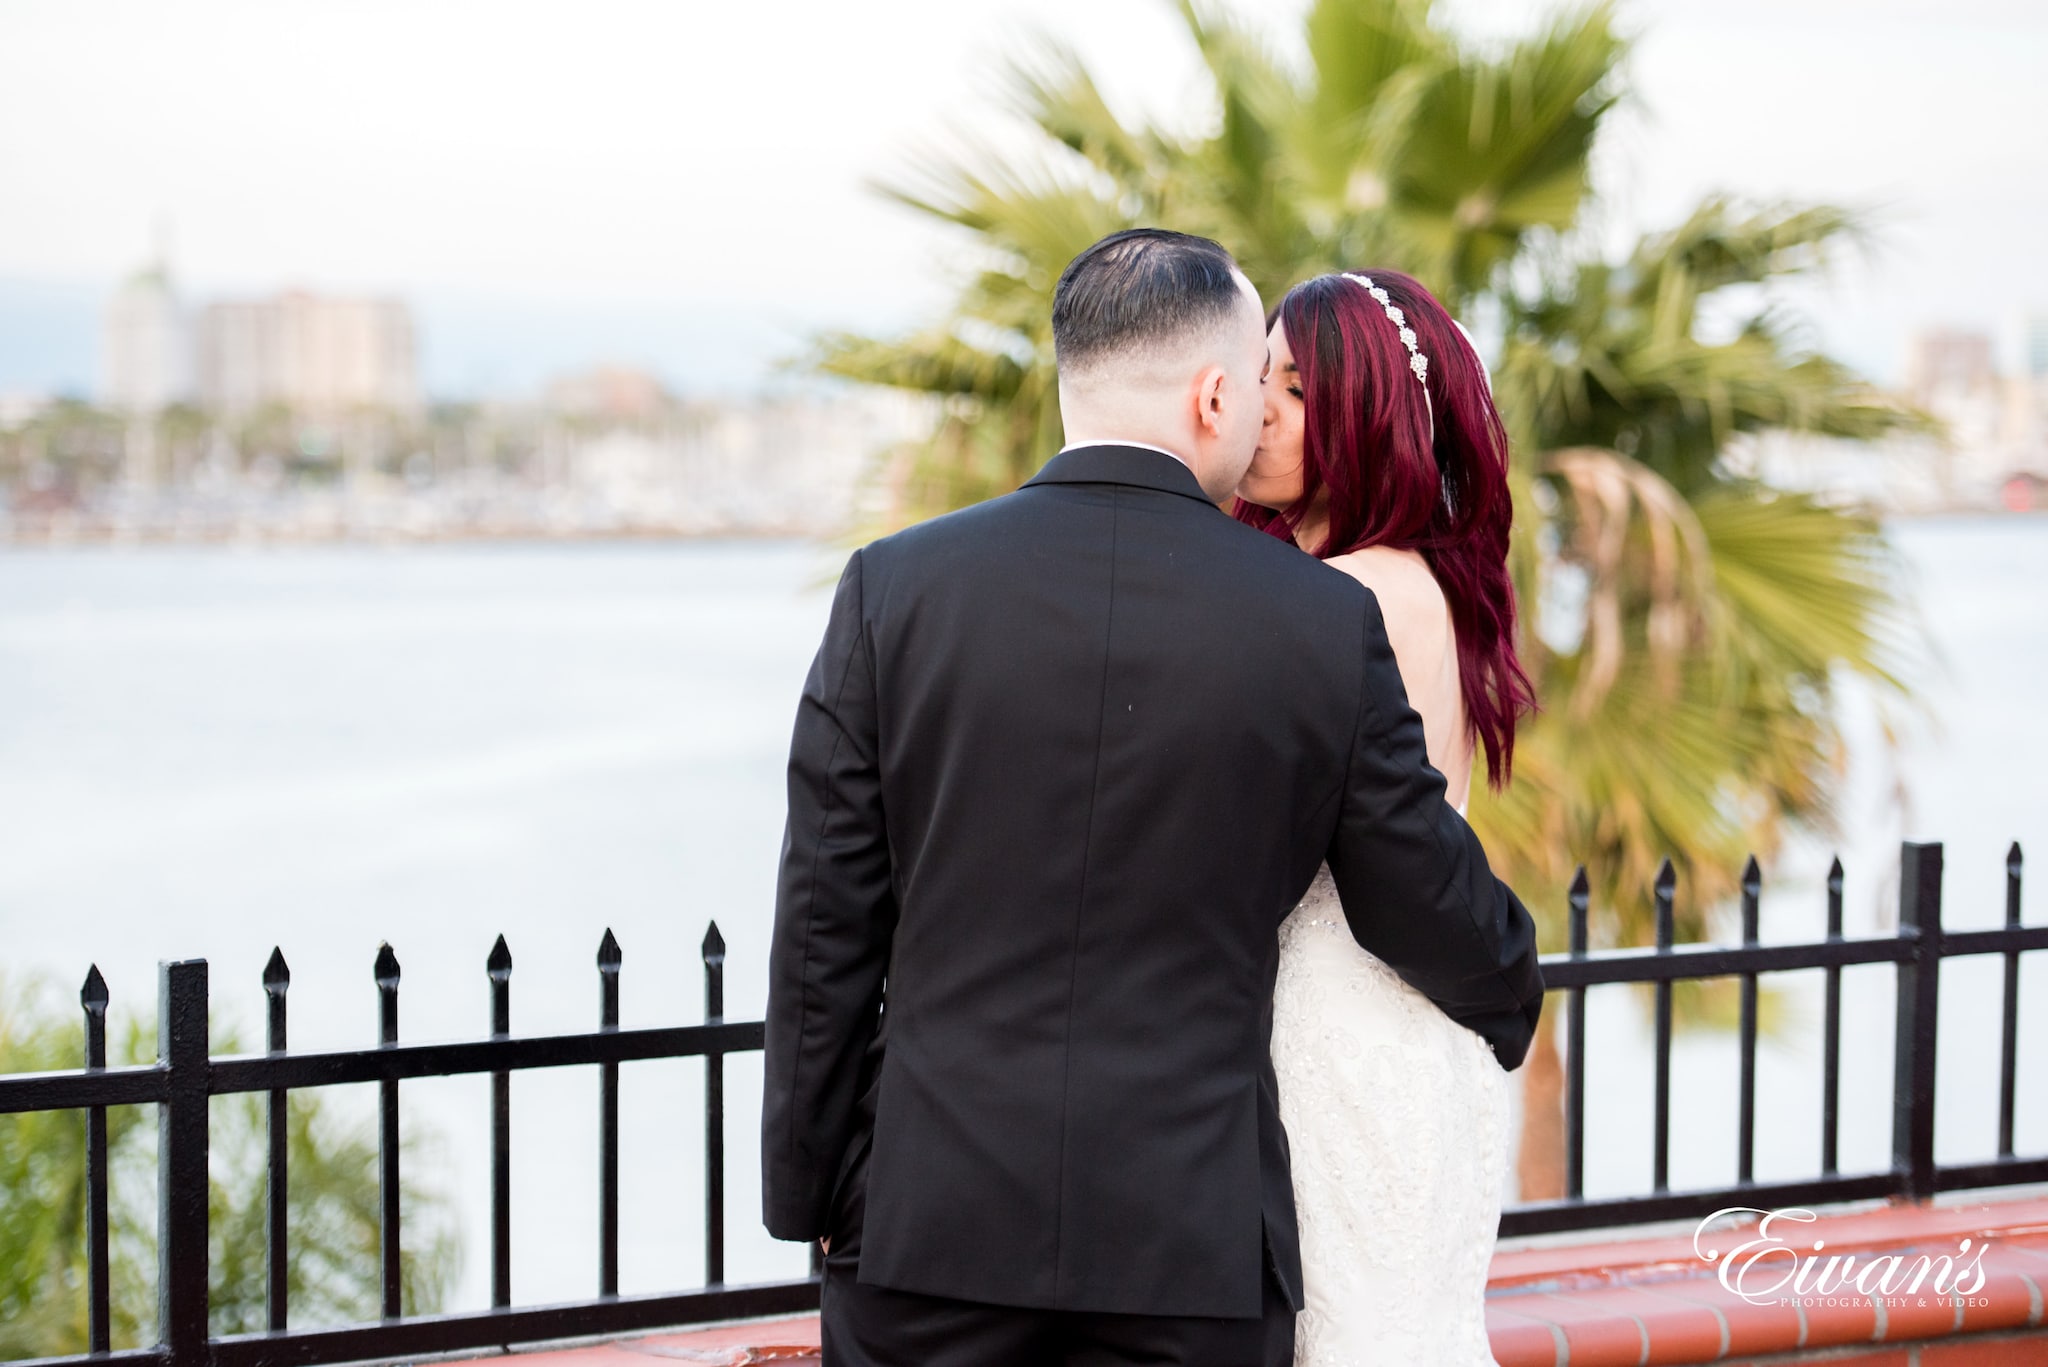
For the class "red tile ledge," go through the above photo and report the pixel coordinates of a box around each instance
[460,1195,2048,1367]
[494,1315,819,1367]
[1483,1191,2048,1364]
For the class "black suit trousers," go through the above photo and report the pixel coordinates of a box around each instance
[820,1129,1295,1367]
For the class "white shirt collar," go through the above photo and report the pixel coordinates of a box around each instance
[1057,438,1193,472]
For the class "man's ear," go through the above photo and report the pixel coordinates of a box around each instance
[1194,365,1227,437]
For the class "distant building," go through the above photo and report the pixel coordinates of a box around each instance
[1998,321,2048,481]
[544,386,936,534]
[1731,322,2048,513]
[0,390,51,428]
[1896,326,2010,495]
[1902,328,1995,404]
[2009,314,2048,380]
[102,260,186,412]
[195,291,417,413]
[545,365,673,423]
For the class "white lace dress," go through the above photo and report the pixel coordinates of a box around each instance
[1271,860,1511,1366]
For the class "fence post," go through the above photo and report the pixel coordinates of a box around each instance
[375,943,402,1318]
[264,948,291,1332]
[598,929,622,1298]
[2000,842,2022,1159]
[82,966,111,1355]
[489,935,513,1311]
[1822,857,1844,1176]
[1737,855,1761,1185]
[158,960,210,1367]
[703,922,726,1287]
[1891,842,1943,1200]
[1651,859,1675,1194]
[1564,869,1588,1202]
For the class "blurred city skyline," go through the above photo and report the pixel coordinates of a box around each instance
[1,0,2045,400]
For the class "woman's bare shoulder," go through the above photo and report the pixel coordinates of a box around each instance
[1322,546,1445,622]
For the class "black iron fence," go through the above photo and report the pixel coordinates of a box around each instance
[1501,840,2046,1235]
[1,840,2041,1367]
[1,923,817,1367]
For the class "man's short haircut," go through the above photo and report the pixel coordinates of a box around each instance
[1052,228,1245,378]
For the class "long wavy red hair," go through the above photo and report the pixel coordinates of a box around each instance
[1233,269,1536,788]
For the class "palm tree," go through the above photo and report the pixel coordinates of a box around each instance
[815,0,1919,1201]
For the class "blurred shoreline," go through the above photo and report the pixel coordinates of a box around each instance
[0,516,849,547]
[3,486,2040,549]
[0,384,938,546]
[7,353,2046,546]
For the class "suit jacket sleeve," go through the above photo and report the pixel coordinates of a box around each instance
[761,547,897,1241]
[1324,589,1545,1072]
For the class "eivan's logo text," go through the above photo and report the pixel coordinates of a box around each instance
[1693,1207,1990,1307]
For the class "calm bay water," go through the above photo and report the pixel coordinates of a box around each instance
[1,521,2043,1312]
[0,540,837,1305]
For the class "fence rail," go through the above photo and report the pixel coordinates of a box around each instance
[0,839,2040,1367]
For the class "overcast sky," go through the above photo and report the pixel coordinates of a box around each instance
[1,0,2042,396]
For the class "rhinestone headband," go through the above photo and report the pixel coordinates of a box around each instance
[1340,272,1433,430]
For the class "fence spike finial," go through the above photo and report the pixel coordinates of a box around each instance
[488,934,513,980]
[1827,855,1844,896]
[1740,854,1762,944]
[1567,866,1589,956]
[2009,841,2024,930]
[81,964,109,1012]
[598,927,622,970]
[263,947,290,994]
[374,942,400,989]
[702,921,726,965]
[1653,858,1676,951]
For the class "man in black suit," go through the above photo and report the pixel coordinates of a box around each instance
[762,228,1544,1366]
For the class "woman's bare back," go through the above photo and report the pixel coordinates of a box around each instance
[1323,546,1472,812]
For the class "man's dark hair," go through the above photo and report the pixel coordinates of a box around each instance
[1051,228,1245,377]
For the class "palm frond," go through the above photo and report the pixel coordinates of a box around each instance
[813,330,1033,403]
[809,0,1928,1029]
[1301,0,1448,132]
[1391,2,1626,299]
[1003,37,1179,193]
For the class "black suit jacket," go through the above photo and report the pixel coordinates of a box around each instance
[761,443,1544,1319]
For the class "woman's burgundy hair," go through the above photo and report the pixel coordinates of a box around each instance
[1233,269,1536,788]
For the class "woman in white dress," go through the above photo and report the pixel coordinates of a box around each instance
[1233,269,1538,1365]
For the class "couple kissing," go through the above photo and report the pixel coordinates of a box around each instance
[763,227,1544,1367]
